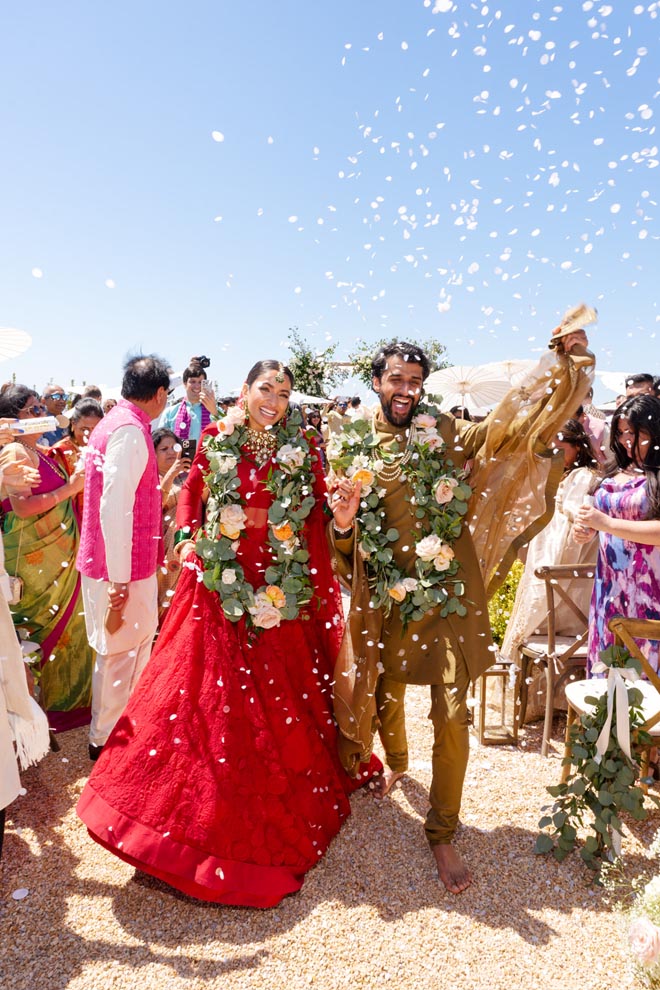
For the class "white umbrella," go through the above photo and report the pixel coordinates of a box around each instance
[0,327,32,362]
[425,364,513,412]
[290,390,328,405]
[596,371,629,397]
[479,358,537,386]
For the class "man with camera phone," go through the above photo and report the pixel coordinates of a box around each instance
[160,355,217,443]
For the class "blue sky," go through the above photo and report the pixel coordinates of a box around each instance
[1,1,658,400]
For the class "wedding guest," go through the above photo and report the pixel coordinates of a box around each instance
[500,419,599,720]
[77,355,170,759]
[48,398,104,522]
[0,421,50,858]
[41,385,69,446]
[0,387,92,732]
[161,356,217,442]
[625,373,655,397]
[574,394,660,672]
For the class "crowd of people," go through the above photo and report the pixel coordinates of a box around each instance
[1,316,660,906]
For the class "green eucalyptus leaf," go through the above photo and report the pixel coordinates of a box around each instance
[534,834,555,855]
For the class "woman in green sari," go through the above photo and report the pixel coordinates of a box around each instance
[0,385,93,733]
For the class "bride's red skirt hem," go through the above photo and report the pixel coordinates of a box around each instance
[77,786,307,909]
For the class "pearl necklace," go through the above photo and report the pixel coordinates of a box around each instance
[375,424,417,482]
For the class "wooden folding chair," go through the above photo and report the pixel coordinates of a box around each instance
[562,617,660,788]
[517,564,595,757]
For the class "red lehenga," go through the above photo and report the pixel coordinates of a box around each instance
[77,424,379,908]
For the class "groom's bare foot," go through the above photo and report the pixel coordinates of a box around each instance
[371,768,405,800]
[432,844,472,894]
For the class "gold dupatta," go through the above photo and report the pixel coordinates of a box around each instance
[468,345,595,597]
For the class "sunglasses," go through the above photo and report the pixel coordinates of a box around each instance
[23,403,48,416]
[46,392,68,401]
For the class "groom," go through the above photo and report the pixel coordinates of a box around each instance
[329,332,592,893]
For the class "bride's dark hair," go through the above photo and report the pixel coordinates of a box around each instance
[245,360,294,389]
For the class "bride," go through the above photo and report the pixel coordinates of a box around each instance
[77,359,379,907]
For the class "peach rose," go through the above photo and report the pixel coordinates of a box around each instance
[226,404,245,425]
[219,504,247,540]
[433,544,455,571]
[217,417,236,437]
[434,477,459,505]
[265,585,286,609]
[629,917,660,966]
[424,430,444,451]
[414,413,437,428]
[388,582,407,603]
[272,522,294,541]
[250,603,283,629]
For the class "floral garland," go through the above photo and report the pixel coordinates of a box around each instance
[194,404,318,631]
[327,401,472,628]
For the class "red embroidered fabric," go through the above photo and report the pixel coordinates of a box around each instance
[77,426,380,907]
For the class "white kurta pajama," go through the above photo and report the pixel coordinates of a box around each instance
[81,426,158,747]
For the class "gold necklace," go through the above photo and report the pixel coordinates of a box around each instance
[242,428,278,466]
[14,440,68,481]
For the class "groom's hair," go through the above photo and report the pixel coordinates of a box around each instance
[371,341,431,382]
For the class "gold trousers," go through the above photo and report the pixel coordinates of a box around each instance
[376,652,471,845]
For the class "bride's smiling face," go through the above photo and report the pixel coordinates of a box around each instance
[242,371,292,431]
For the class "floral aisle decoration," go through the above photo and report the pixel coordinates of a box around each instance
[327,403,472,629]
[535,644,658,872]
[194,404,317,631]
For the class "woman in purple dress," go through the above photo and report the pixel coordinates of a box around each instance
[574,394,660,671]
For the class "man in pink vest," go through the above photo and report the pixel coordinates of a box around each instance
[77,355,171,759]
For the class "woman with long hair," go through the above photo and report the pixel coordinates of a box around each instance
[78,359,380,907]
[500,418,599,720]
[574,394,660,671]
[0,386,94,732]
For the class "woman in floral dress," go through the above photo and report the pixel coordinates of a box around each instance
[574,394,660,672]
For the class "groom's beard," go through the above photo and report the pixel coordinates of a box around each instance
[379,392,421,428]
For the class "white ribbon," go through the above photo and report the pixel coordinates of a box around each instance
[589,662,642,859]
[591,661,640,767]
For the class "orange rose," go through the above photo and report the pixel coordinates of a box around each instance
[272,522,294,541]
[265,585,286,609]
[350,468,375,489]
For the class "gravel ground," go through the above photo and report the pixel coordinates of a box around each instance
[1,688,656,990]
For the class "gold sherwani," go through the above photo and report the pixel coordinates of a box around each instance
[329,345,595,844]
